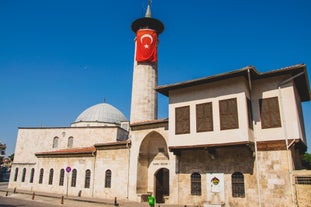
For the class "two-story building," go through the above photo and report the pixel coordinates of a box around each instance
[9,3,311,207]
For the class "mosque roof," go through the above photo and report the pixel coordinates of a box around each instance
[156,64,310,101]
[73,103,128,124]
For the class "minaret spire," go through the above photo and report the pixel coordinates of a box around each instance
[145,0,152,17]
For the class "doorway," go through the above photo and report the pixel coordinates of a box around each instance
[155,168,169,203]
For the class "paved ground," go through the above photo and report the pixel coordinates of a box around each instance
[0,182,191,207]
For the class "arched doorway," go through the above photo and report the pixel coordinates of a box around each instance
[155,168,169,203]
[136,131,169,198]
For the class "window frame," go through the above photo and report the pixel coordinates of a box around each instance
[21,168,26,182]
[196,102,213,132]
[71,169,77,187]
[52,136,59,148]
[14,168,19,182]
[59,169,65,186]
[232,172,245,198]
[219,98,239,130]
[175,106,190,134]
[84,169,91,188]
[105,169,112,188]
[191,172,202,195]
[48,168,54,185]
[67,136,73,148]
[259,97,281,129]
[39,168,44,184]
[29,168,35,183]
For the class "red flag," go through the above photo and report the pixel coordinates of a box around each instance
[136,29,158,62]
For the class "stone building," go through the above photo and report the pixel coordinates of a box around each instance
[9,3,311,207]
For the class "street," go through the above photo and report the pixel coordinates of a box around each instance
[0,196,60,207]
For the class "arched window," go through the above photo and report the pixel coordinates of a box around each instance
[59,169,65,186]
[67,136,73,148]
[105,169,112,188]
[191,172,201,195]
[14,168,19,182]
[232,172,245,197]
[48,168,54,185]
[84,169,91,188]
[53,137,59,148]
[39,168,44,184]
[30,168,35,183]
[21,168,26,182]
[71,169,77,187]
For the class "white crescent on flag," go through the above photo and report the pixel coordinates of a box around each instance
[140,34,154,45]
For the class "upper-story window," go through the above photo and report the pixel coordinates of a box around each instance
[259,97,281,129]
[52,137,59,148]
[67,136,73,148]
[219,98,239,130]
[175,106,190,134]
[196,102,213,132]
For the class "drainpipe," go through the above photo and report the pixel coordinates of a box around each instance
[278,71,304,207]
[247,69,262,207]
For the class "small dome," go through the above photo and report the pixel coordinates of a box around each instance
[74,103,128,124]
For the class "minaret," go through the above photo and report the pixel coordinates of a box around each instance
[130,2,164,123]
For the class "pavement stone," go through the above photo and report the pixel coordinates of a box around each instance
[0,182,190,207]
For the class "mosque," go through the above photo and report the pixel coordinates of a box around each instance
[8,3,311,207]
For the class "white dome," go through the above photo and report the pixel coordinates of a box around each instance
[74,103,128,124]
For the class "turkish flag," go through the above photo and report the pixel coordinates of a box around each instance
[136,29,158,63]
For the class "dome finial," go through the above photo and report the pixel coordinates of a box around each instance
[145,0,152,18]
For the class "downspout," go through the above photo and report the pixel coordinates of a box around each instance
[277,71,305,207]
[127,139,131,199]
[92,150,96,197]
[247,69,262,207]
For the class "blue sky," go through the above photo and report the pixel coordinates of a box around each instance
[0,0,311,156]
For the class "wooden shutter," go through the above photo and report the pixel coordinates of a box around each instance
[219,98,239,130]
[196,102,213,132]
[175,106,190,134]
[260,97,281,129]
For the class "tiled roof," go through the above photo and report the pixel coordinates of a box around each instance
[35,146,96,156]
[156,64,310,101]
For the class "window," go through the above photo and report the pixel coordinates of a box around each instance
[295,176,311,185]
[84,169,91,188]
[14,168,19,182]
[232,172,245,197]
[30,168,35,183]
[53,137,59,148]
[59,169,65,186]
[247,98,253,129]
[259,97,281,129]
[48,168,54,185]
[196,102,213,132]
[105,170,112,188]
[191,172,201,195]
[71,169,77,187]
[39,168,44,184]
[67,136,73,148]
[21,168,26,182]
[175,106,190,134]
[219,98,239,130]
